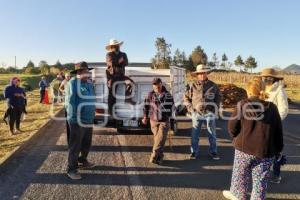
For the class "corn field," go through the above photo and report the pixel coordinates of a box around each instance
[206,72,300,88]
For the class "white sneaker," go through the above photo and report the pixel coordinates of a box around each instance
[223,190,238,200]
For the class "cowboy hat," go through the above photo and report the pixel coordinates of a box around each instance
[106,39,124,51]
[259,68,283,80]
[191,64,211,75]
[70,62,94,74]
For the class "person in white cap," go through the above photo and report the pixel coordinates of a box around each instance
[184,64,221,160]
[105,39,132,114]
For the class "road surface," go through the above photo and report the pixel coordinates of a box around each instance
[0,104,300,200]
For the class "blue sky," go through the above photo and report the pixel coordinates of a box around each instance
[0,0,299,71]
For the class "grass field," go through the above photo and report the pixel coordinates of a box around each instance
[0,74,62,163]
[0,74,42,100]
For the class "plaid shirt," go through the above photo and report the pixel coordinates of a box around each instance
[143,86,174,122]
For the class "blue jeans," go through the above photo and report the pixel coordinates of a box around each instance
[191,112,217,155]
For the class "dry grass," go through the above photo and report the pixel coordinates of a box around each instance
[0,89,62,163]
[187,71,300,102]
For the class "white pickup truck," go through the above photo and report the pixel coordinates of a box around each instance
[90,63,186,133]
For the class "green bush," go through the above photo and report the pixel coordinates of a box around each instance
[21,81,32,91]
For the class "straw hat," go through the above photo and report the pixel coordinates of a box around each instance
[192,64,211,75]
[106,39,124,51]
[260,68,283,80]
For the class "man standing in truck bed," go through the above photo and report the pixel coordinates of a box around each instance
[106,38,132,114]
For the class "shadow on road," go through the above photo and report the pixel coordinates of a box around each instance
[0,110,299,199]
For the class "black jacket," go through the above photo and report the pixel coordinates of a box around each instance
[228,98,283,158]
[106,51,128,78]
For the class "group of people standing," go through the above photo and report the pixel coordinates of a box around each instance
[142,64,288,200]
[2,38,289,199]
[38,72,72,104]
[61,38,289,200]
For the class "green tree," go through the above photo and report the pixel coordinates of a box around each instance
[208,53,218,69]
[172,49,188,67]
[172,49,182,65]
[63,63,75,71]
[55,60,62,68]
[151,37,172,69]
[24,66,40,74]
[6,66,18,73]
[245,56,257,73]
[26,60,35,68]
[221,53,228,69]
[190,46,208,67]
[0,67,7,73]
[39,60,50,75]
[234,55,244,72]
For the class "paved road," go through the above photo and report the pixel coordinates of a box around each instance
[0,106,300,200]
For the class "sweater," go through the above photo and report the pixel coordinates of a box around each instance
[228,98,283,158]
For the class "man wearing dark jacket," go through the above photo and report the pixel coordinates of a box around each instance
[142,78,174,165]
[105,39,134,114]
[4,77,26,135]
[184,64,221,160]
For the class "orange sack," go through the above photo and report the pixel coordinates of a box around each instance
[43,89,50,104]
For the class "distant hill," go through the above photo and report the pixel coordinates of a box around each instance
[284,64,300,74]
[272,66,282,71]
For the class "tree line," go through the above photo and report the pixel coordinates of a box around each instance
[1,37,258,74]
[0,60,75,74]
[151,37,257,73]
